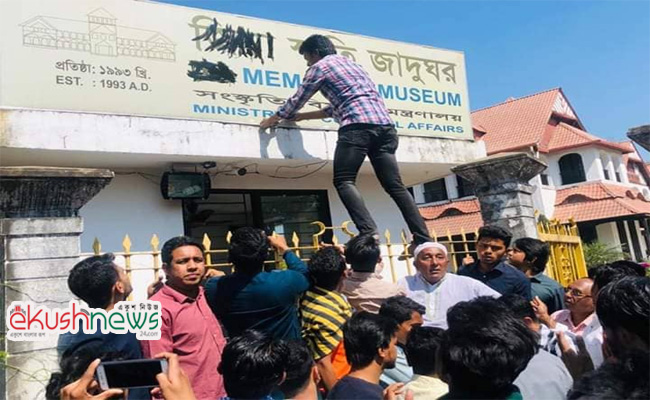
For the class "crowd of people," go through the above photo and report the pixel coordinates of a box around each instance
[47,225,649,400]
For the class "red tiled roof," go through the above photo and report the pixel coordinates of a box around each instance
[420,198,481,219]
[426,213,483,237]
[420,199,482,236]
[471,88,560,155]
[553,182,650,222]
[472,88,633,155]
[619,141,638,156]
[546,123,633,153]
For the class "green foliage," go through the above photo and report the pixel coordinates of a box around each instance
[537,214,550,224]
[584,242,628,269]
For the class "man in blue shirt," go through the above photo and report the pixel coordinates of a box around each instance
[57,253,141,360]
[205,227,310,340]
[459,226,532,300]
[57,254,145,400]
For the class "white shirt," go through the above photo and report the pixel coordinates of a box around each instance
[398,272,500,329]
[552,312,604,368]
[514,349,573,400]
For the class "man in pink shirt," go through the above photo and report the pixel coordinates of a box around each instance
[340,233,405,313]
[533,277,604,369]
[535,278,595,335]
[141,236,226,400]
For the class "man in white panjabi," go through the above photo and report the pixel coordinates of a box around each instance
[398,242,500,329]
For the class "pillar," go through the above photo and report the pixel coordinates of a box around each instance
[627,124,650,152]
[452,152,547,240]
[0,167,113,400]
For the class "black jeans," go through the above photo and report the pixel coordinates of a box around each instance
[333,124,432,244]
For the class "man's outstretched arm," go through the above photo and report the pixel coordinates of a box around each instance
[260,65,325,129]
[291,108,330,121]
[260,107,331,129]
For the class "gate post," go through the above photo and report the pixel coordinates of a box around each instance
[452,152,547,240]
[0,167,113,400]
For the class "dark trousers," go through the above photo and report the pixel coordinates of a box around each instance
[333,124,432,244]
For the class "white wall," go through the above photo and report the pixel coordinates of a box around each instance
[79,173,184,301]
[595,222,622,250]
[78,168,416,299]
[545,147,635,187]
[80,173,184,252]
[445,175,460,199]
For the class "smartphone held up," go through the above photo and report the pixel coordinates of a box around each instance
[95,358,168,390]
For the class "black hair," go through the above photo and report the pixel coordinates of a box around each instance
[597,276,649,346]
[343,311,397,369]
[308,247,346,290]
[477,225,512,248]
[593,261,645,293]
[46,343,127,400]
[442,296,538,397]
[405,326,445,376]
[379,295,426,325]
[568,351,649,400]
[279,340,314,399]
[298,34,337,58]
[67,254,118,309]
[512,237,550,274]
[498,294,538,322]
[344,233,380,272]
[218,330,289,399]
[161,236,205,266]
[228,227,269,274]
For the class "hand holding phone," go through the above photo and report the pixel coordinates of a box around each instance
[152,352,197,400]
[95,358,168,390]
[60,358,124,400]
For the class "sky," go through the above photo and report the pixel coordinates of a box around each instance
[160,0,650,155]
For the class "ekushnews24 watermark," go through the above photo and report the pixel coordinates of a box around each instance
[6,300,162,341]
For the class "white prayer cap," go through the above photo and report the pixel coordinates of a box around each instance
[413,242,448,259]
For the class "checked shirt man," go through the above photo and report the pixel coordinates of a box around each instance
[260,34,431,245]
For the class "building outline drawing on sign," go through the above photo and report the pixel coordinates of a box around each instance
[19,7,177,61]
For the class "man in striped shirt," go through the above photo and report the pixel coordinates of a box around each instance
[301,247,352,391]
[260,34,431,245]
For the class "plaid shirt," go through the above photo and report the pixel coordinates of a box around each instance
[276,54,393,127]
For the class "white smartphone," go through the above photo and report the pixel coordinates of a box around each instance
[95,358,169,390]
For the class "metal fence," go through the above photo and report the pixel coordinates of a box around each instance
[83,219,587,288]
[536,218,588,287]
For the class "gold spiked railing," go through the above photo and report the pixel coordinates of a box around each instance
[82,219,586,287]
[82,221,414,284]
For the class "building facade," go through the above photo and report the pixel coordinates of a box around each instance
[415,88,650,261]
[1,0,484,295]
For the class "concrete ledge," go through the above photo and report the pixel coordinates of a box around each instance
[0,218,83,236]
[5,278,71,305]
[5,258,78,281]
[5,235,80,261]
[479,192,535,208]
[6,349,58,400]
[7,334,59,355]
[1,109,485,182]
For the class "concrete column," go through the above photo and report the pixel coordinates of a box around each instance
[445,175,459,200]
[0,167,113,400]
[627,124,650,152]
[452,153,547,240]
